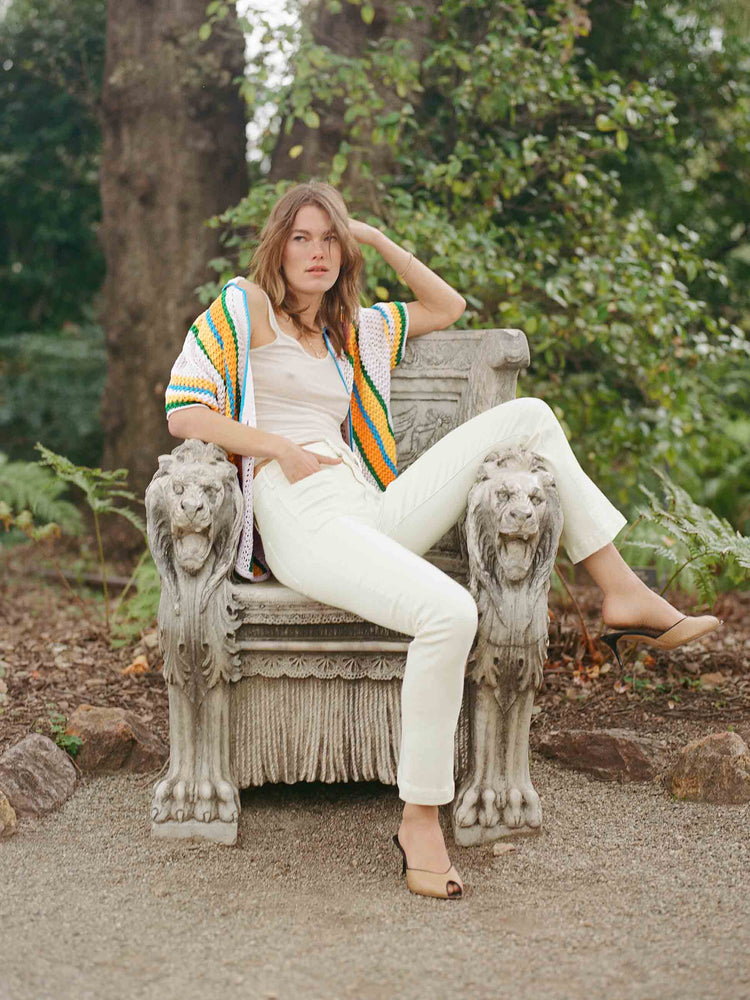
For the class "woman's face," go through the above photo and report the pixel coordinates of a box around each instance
[281,203,342,299]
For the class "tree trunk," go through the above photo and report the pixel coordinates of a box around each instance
[98,0,247,554]
[268,0,438,216]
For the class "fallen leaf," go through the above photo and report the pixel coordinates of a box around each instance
[121,655,150,676]
[492,842,518,856]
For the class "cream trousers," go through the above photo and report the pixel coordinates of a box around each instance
[252,396,628,805]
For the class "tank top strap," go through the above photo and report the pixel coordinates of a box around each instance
[259,287,284,336]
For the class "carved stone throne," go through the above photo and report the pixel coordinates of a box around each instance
[145,327,563,847]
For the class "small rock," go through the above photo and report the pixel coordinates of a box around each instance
[65,704,168,774]
[142,630,159,651]
[699,671,725,690]
[664,732,750,804]
[537,728,667,782]
[0,733,77,817]
[0,790,18,838]
[492,842,517,856]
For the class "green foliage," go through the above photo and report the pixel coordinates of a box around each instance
[39,711,84,759]
[31,444,146,632]
[109,551,161,648]
[33,443,145,538]
[1,443,158,643]
[0,450,84,543]
[700,414,750,529]
[581,0,750,307]
[214,0,749,533]
[0,0,107,332]
[621,465,750,605]
[0,314,106,466]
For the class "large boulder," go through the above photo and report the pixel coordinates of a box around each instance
[664,732,750,804]
[537,728,667,782]
[0,790,18,838]
[0,733,77,818]
[64,704,168,773]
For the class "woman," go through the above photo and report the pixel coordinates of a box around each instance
[166,181,722,900]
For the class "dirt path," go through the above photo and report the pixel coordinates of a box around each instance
[1,761,748,1000]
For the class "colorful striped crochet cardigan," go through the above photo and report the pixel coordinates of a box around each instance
[165,276,409,582]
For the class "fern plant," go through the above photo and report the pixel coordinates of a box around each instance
[1,445,151,638]
[622,464,750,606]
[0,451,84,540]
[109,551,161,648]
[32,442,147,632]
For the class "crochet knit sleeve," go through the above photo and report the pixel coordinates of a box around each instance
[165,284,246,423]
[360,301,409,370]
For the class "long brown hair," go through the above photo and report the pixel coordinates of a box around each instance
[247,181,363,358]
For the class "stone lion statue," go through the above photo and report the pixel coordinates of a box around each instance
[144,439,244,833]
[453,447,563,844]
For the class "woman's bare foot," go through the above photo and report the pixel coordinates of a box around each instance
[579,543,687,632]
[601,576,685,632]
[398,804,462,897]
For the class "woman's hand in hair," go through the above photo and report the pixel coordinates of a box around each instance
[347,218,379,246]
[276,441,343,486]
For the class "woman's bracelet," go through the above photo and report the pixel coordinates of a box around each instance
[397,251,415,281]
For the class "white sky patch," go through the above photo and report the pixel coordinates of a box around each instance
[237,0,299,164]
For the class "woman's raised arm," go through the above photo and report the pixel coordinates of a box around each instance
[348,219,466,338]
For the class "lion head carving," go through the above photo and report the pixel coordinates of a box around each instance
[146,439,243,579]
[465,447,562,588]
[145,439,245,695]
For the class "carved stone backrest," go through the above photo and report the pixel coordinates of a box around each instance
[388,327,529,576]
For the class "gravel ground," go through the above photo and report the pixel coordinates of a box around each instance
[1,758,748,1000]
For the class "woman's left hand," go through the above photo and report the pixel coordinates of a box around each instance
[347,218,379,246]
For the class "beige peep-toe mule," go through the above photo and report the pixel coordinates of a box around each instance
[600,614,723,670]
[392,832,465,900]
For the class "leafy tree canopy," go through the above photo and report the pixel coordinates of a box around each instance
[0,0,106,330]
[213,0,750,527]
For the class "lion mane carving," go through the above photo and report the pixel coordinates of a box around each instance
[454,447,563,842]
[145,439,244,686]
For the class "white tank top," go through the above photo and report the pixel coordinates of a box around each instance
[250,289,351,448]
